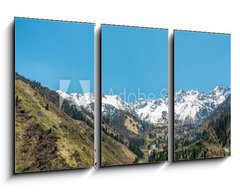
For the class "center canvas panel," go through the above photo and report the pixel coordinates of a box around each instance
[101,25,168,167]
[174,30,231,161]
[15,18,95,173]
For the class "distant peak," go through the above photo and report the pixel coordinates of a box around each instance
[213,85,229,91]
[210,85,230,96]
[176,89,186,95]
[57,90,94,99]
[104,95,121,100]
[70,92,93,96]
[187,89,199,94]
[56,90,68,95]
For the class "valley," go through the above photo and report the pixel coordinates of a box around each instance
[56,84,231,164]
[59,91,169,166]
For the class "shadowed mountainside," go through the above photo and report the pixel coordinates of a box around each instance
[174,95,231,161]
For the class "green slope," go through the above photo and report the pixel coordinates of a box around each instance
[101,133,137,166]
[15,79,94,173]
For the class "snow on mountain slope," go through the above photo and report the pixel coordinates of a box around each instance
[56,85,230,127]
[102,95,133,112]
[209,85,230,103]
[174,85,230,125]
[101,95,137,117]
[57,91,134,115]
[133,98,168,125]
[57,90,94,112]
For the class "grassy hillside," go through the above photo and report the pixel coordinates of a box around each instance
[16,73,94,129]
[15,79,94,173]
[101,133,137,166]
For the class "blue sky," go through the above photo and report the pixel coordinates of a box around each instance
[102,25,168,102]
[15,18,94,93]
[174,30,231,93]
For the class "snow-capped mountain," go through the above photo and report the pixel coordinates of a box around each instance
[56,85,230,127]
[56,90,94,112]
[133,98,168,125]
[56,91,135,115]
[174,85,230,125]
[101,95,137,117]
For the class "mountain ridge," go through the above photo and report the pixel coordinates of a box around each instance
[57,85,230,127]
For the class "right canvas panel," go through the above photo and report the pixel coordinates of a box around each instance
[174,30,231,161]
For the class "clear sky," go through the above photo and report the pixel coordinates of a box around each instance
[102,25,168,102]
[174,30,231,93]
[15,18,94,93]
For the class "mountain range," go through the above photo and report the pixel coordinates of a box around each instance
[57,85,230,127]
[16,72,230,167]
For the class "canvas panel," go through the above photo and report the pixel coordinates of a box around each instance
[101,24,168,167]
[174,30,231,161]
[15,18,95,173]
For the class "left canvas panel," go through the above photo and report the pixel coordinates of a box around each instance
[15,18,95,173]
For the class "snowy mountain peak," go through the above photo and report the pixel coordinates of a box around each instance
[210,85,230,97]
[174,85,230,125]
[57,90,94,112]
[187,89,200,95]
[176,90,186,95]
[102,95,129,109]
[213,85,229,92]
